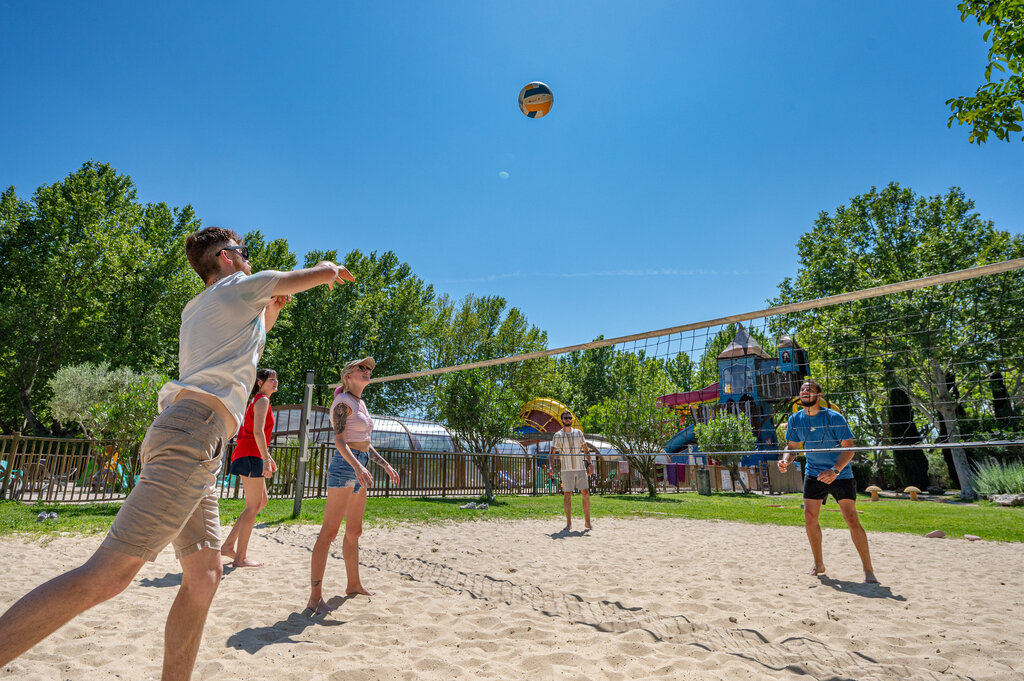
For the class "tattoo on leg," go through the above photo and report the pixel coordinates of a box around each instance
[311,579,321,587]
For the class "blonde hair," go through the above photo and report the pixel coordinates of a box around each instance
[338,363,359,394]
[337,357,374,395]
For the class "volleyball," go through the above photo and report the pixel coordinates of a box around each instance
[518,81,553,119]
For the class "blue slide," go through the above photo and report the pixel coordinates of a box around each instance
[664,423,696,453]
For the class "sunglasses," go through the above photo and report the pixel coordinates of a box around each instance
[219,245,250,261]
[356,365,373,374]
[561,417,573,421]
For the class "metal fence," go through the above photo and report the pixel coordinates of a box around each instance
[1,433,778,504]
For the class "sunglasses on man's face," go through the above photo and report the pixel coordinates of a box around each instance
[219,245,250,261]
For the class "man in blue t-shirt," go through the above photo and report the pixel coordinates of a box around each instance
[779,380,877,583]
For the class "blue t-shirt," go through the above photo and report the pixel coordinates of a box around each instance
[786,408,854,479]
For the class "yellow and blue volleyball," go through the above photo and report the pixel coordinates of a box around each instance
[518,81,553,119]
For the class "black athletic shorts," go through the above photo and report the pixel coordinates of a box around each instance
[229,456,264,478]
[803,476,857,503]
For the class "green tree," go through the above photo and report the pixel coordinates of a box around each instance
[694,414,757,493]
[48,362,164,480]
[662,352,696,393]
[0,162,199,435]
[267,248,436,414]
[426,294,548,502]
[584,354,678,497]
[551,338,618,416]
[947,1,1024,143]
[769,183,1024,500]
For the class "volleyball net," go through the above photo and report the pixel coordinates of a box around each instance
[365,259,1024,486]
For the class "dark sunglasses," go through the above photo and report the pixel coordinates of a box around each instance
[219,245,250,261]
[357,365,373,374]
[561,416,573,421]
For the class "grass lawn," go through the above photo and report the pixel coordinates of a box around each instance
[1,492,1021,542]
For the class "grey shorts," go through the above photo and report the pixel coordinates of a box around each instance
[102,400,226,561]
[560,469,589,492]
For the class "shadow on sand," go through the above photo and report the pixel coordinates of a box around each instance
[548,526,591,540]
[225,601,352,654]
[812,575,906,601]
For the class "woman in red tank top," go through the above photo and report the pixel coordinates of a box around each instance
[220,368,278,567]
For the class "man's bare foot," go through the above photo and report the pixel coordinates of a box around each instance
[806,564,826,576]
[220,546,236,559]
[346,585,373,596]
[306,598,333,615]
[584,522,592,530]
[232,557,263,568]
[864,570,879,584]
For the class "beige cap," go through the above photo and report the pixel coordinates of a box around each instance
[341,356,375,375]
[335,357,376,393]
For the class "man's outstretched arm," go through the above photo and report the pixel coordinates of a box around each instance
[273,261,355,297]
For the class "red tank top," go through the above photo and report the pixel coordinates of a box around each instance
[231,393,274,461]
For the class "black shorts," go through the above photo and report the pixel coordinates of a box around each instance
[803,476,857,503]
[229,456,264,478]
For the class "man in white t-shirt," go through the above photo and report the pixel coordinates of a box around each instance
[549,410,594,531]
[0,227,355,680]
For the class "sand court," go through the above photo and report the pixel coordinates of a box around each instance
[1,517,1021,680]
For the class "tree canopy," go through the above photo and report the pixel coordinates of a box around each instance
[0,162,200,434]
[769,183,1024,499]
[425,294,548,501]
[947,0,1024,143]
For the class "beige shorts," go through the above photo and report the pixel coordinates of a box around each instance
[560,469,590,492]
[102,400,226,561]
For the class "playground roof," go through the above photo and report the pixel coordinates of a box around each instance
[718,324,771,360]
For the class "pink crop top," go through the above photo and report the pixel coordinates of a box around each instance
[328,389,373,442]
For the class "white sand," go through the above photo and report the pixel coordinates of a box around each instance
[1,517,1021,680]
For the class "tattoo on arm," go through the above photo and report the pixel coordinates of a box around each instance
[332,403,348,438]
[369,449,389,468]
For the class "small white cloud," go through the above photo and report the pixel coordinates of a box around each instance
[498,171,510,180]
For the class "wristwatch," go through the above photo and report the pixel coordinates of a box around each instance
[830,467,841,475]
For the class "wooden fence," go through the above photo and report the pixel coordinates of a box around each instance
[0,433,140,504]
[2,434,771,503]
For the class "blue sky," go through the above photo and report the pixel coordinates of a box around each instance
[2,1,1021,351]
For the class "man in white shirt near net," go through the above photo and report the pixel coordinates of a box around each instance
[549,410,595,531]
[0,227,354,681]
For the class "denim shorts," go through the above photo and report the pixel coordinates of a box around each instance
[327,449,370,492]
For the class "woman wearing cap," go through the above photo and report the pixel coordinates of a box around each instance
[307,357,400,613]
[221,368,279,567]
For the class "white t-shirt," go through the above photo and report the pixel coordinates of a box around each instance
[551,428,589,471]
[157,270,282,435]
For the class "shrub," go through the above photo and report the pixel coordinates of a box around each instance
[48,362,165,473]
[695,414,756,493]
[972,458,1024,496]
